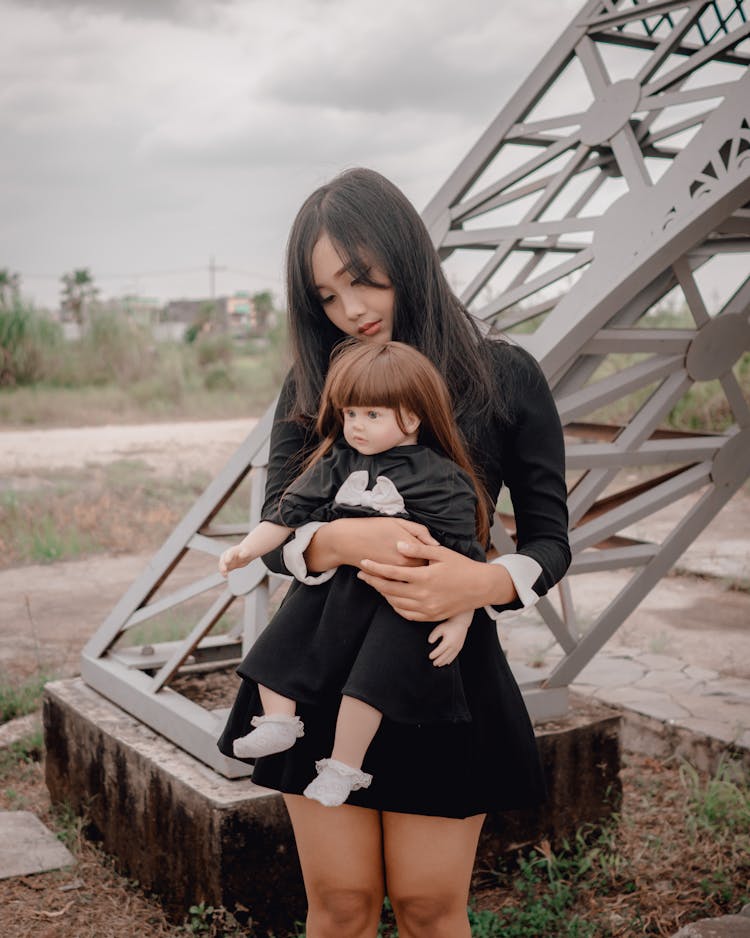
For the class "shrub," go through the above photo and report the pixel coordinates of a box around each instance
[0,301,64,385]
[195,333,234,368]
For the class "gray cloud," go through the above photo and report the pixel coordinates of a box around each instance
[6,0,232,25]
[0,0,584,308]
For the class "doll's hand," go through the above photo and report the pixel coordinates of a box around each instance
[218,545,250,577]
[428,610,473,667]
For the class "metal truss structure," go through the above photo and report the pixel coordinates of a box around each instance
[82,0,750,777]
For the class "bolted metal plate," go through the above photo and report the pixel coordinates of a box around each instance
[685,313,750,382]
[710,429,750,489]
[579,79,641,146]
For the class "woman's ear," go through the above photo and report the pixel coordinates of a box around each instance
[402,409,421,435]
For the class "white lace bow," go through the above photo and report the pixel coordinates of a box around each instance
[334,470,406,516]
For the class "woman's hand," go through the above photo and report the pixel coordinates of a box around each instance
[357,540,518,621]
[303,516,439,573]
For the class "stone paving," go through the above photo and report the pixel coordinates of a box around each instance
[505,620,750,770]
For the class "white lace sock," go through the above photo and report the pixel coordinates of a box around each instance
[232,714,304,759]
[302,758,373,808]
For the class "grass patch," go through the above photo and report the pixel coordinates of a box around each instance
[0,459,211,568]
[681,757,750,837]
[0,670,50,723]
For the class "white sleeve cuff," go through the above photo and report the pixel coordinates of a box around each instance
[483,554,543,622]
[281,521,337,586]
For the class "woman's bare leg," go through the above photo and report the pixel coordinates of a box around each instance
[258,684,296,716]
[284,796,385,938]
[383,811,485,938]
[330,696,382,769]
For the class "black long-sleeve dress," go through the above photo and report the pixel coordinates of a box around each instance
[218,340,570,818]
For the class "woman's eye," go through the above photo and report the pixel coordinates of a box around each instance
[320,294,334,305]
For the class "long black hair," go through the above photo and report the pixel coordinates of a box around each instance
[285,167,504,427]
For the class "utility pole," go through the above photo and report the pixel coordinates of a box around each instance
[208,255,227,301]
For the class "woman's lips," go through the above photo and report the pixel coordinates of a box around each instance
[359,320,381,336]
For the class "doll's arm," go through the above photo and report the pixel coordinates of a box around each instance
[427,609,474,668]
[219,521,291,577]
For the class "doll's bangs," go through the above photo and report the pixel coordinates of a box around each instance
[326,344,403,412]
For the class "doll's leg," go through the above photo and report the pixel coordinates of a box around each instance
[303,695,379,808]
[232,683,304,759]
[331,695,382,769]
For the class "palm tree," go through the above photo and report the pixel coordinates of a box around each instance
[61,268,98,325]
[0,269,21,308]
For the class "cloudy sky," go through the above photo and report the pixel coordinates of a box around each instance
[2,0,583,309]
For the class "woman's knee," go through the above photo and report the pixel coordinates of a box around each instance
[389,892,458,932]
[309,885,383,933]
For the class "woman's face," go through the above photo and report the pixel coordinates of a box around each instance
[311,233,395,344]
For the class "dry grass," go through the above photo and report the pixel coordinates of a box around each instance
[0,461,210,568]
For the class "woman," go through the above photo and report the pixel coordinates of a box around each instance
[220,167,570,937]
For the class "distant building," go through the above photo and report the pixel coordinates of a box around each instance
[100,294,162,325]
[164,298,226,325]
[164,292,273,338]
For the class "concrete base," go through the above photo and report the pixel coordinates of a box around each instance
[43,678,621,933]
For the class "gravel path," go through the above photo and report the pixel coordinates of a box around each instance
[0,418,258,476]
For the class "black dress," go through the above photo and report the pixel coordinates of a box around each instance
[218,341,571,818]
[233,441,485,726]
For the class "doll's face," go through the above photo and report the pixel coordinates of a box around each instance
[342,406,419,455]
[312,233,395,344]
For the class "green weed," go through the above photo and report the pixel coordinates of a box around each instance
[50,800,85,851]
[184,901,244,936]
[0,671,49,723]
[681,757,750,837]
[0,728,44,782]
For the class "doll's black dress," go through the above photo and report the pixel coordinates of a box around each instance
[229,441,484,727]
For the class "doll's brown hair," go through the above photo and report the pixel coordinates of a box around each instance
[307,339,490,544]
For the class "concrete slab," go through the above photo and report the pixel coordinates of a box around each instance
[0,811,75,879]
[632,653,687,671]
[596,686,692,722]
[575,656,646,687]
[633,671,703,695]
[684,665,720,683]
[43,678,622,932]
[671,911,750,937]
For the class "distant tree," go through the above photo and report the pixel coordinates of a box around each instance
[252,290,275,330]
[0,269,21,308]
[61,268,98,325]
